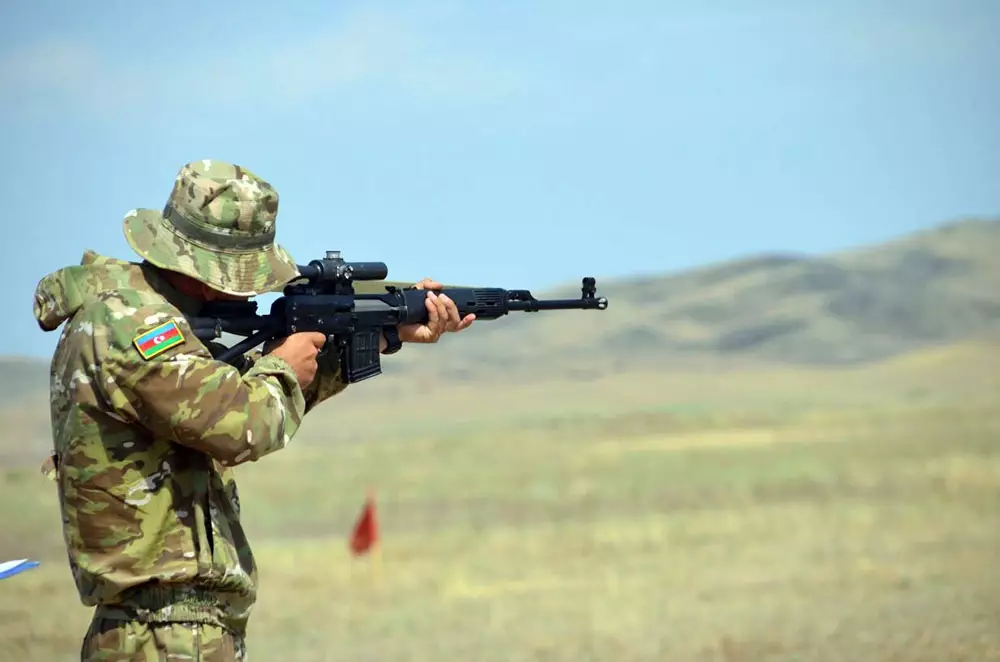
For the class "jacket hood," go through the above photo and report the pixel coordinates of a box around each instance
[33,250,142,332]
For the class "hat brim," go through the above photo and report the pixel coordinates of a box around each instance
[123,209,300,297]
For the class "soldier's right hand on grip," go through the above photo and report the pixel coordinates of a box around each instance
[267,332,327,389]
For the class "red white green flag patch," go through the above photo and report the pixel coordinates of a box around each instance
[133,320,185,360]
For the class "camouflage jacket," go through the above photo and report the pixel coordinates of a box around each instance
[33,250,347,635]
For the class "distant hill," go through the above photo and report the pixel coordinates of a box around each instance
[386,216,1000,378]
[3,216,999,389]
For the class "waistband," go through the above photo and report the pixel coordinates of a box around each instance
[96,584,234,631]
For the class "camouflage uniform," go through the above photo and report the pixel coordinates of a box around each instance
[33,161,348,661]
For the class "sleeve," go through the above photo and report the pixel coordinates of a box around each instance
[242,340,349,413]
[300,351,349,413]
[94,306,308,467]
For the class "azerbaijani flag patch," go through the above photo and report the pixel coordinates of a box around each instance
[133,320,185,360]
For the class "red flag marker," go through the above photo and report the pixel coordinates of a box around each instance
[349,493,379,556]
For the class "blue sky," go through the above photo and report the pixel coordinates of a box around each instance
[2,0,997,358]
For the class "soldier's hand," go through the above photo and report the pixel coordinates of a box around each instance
[398,278,475,344]
[267,332,327,389]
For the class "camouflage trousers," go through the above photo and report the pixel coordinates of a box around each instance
[80,610,247,662]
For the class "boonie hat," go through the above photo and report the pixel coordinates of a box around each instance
[123,159,299,297]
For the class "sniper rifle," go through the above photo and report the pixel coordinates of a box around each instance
[186,250,609,384]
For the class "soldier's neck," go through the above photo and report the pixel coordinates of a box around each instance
[141,265,209,316]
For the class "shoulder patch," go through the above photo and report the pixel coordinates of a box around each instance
[133,319,185,360]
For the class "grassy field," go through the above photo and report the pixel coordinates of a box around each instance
[1,341,999,661]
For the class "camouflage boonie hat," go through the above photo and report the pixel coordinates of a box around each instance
[123,159,299,297]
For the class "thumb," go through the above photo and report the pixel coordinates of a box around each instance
[307,332,327,349]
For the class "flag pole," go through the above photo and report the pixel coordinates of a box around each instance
[369,487,382,584]
[371,538,382,583]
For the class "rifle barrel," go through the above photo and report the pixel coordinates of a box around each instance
[507,297,608,312]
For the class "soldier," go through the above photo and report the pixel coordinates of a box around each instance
[32,160,474,661]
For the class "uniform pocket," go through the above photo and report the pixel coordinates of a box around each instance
[80,614,142,661]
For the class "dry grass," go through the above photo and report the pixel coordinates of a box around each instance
[1,345,999,661]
